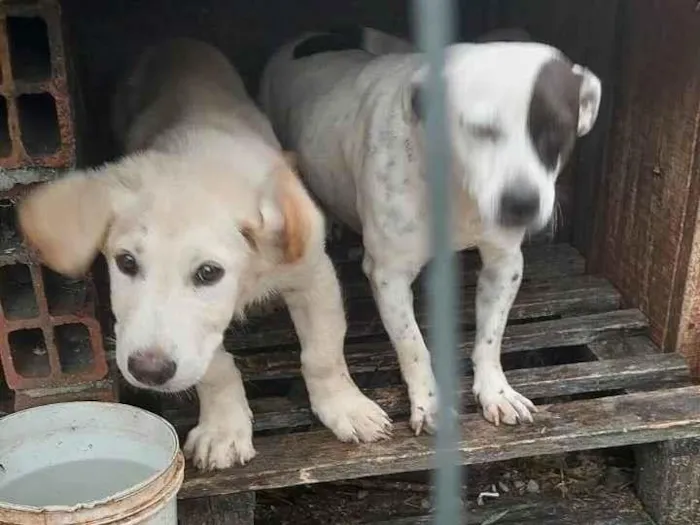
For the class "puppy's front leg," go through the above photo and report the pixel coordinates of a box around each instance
[364,256,438,435]
[183,347,256,470]
[283,254,392,443]
[472,242,536,425]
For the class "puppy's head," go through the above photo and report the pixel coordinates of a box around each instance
[18,149,315,392]
[412,41,601,233]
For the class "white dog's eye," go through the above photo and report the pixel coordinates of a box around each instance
[115,251,140,277]
[193,263,225,287]
[469,123,501,142]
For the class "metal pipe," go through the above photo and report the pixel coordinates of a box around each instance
[413,1,463,523]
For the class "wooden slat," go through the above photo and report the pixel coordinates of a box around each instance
[237,309,648,380]
[374,491,654,524]
[177,493,255,525]
[165,353,689,434]
[232,275,620,351]
[179,385,700,498]
[337,243,586,301]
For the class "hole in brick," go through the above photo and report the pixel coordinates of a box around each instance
[17,93,60,155]
[55,324,93,373]
[9,328,51,378]
[43,267,90,316]
[0,198,23,265]
[7,16,52,82]
[0,263,38,320]
[0,97,11,157]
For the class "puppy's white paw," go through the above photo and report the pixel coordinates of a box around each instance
[311,384,392,443]
[183,419,256,471]
[407,383,439,436]
[473,368,536,426]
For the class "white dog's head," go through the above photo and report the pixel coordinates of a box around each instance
[412,41,601,233]
[18,147,315,392]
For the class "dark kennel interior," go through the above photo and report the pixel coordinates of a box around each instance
[1,0,699,523]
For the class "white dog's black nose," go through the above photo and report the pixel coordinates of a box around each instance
[499,184,540,227]
[127,350,177,386]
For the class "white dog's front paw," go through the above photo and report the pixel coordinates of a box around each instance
[310,384,392,443]
[473,368,536,426]
[407,381,439,436]
[183,420,256,471]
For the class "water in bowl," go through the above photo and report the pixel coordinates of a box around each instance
[0,458,156,507]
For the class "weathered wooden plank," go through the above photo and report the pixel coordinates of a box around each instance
[374,490,654,524]
[179,385,700,499]
[237,309,648,380]
[636,438,700,525]
[177,492,255,525]
[165,353,689,434]
[338,243,585,300]
[231,275,620,350]
[589,335,658,360]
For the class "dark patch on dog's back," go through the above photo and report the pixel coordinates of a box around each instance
[527,58,581,171]
[293,27,364,59]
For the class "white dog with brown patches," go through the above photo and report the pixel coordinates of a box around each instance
[260,27,601,434]
[18,39,391,470]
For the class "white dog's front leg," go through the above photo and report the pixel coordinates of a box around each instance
[472,243,536,425]
[364,257,438,435]
[284,254,392,443]
[183,347,256,470]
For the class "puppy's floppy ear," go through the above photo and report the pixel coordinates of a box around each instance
[18,170,113,277]
[253,158,319,265]
[572,64,602,137]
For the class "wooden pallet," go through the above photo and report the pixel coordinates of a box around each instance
[166,244,700,524]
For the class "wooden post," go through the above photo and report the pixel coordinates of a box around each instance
[636,438,700,525]
[178,493,255,525]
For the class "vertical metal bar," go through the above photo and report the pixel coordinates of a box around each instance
[413,1,462,524]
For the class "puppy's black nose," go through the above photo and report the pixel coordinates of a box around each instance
[499,184,540,227]
[127,350,176,386]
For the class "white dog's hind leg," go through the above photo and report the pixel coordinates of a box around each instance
[472,242,537,425]
[364,255,438,435]
[184,347,256,470]
[285,254,392,443]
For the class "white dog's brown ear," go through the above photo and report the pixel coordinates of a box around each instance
[572,64,602,137]
[18,171,112,277]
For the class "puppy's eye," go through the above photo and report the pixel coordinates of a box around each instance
[115,252,139,277]
[193,263,225,286]
[470,124,501,141]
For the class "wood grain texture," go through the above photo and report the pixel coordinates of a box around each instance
[636,438,700,525]
[590,0,700,375]
[179,385,700,499]
[230,275,620,351]
[375,490,654,524]
[165,353,689,435]
[236,309,648,380]
[177,492,255,525]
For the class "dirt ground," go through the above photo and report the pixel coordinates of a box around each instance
[254,449,636,524]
